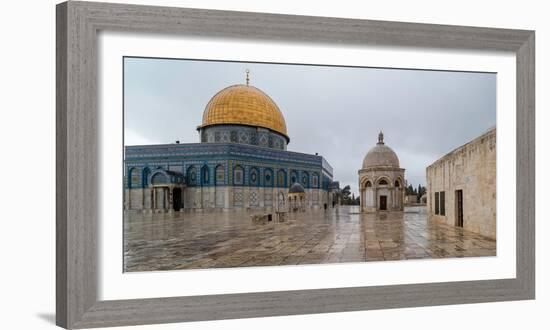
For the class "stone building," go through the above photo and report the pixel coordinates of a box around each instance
[404,194,418,205]
[426,127,496,239]
[358,132,405,212]
[124,71,339,212]
[420,194,427,204]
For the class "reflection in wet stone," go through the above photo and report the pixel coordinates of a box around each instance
[123,206,496,272]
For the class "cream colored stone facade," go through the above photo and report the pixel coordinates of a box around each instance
[358,132,405,212]
[426,128,496,239]
[404,194,418,205]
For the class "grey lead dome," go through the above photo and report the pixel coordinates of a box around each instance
[362,131,400,169]
[289,182,306,193]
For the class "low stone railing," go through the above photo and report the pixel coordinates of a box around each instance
[251,212,287,224]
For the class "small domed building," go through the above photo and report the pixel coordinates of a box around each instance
[358,132,405,212]
[124,71,339,212]
[288,182,306,212]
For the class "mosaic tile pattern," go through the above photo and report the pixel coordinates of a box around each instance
[123,206,496,272]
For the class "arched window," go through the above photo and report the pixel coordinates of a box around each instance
[264,168,274,187]
[233,165,244,185]
[290,170,298,184]
[129,168,140,188]
[277,169,286,187]
[394,180,400,188]
[187,166,197,186]
[365,181,372,188]
[301,171,309,188]
[378,179,388,186]
[312,173,319,188]
[215,165,225,185]
[200,165,210,186]
[249,167,259,186]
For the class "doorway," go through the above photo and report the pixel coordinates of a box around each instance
[173,187,183,211]
[379,195,387,211]
[455,189,463,227]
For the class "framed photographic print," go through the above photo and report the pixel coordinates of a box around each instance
[56,1,535,328]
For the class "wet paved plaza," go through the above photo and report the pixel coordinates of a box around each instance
[123,206,496,272]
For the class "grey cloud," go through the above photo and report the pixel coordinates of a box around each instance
[124,57,496,195]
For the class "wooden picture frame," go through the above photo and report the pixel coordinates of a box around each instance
[56,1,535,328]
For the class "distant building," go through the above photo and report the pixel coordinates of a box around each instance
[124,71,339,212]
[404,194,418,205]
[358,132,405,212]
[420,194,427,204]
[426,128,496,239]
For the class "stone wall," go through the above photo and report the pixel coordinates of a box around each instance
[404,195,418,205]
[426,128,496,239]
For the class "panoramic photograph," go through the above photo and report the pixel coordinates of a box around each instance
[122,57,496,272]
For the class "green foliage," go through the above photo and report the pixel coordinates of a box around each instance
[341,185,360,205]
[405,183,427,203]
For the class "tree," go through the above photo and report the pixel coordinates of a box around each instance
[416,184,427,202]
[340,185,360,205]
[341,185,351,201]
[406,184,414,195]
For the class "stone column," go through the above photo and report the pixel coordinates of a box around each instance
[244,186,250,209]
[225,186,232,209]
[168,187,174,212]
[259,187,265,208]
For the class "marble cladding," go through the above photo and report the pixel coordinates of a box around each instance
[123,206,496,272]
[426,128,496,239]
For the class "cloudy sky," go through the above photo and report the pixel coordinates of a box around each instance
[124,57,496,195]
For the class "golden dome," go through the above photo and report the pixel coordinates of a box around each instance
[199,84,288,140]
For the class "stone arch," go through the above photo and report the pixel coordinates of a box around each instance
[359,175,372,188]
[376,176,392,187]
[394,176,404,188]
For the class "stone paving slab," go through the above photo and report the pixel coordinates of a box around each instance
[124,206,496,272]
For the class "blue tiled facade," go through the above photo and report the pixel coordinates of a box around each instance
[124,78,340,211]
[125,142,333,190]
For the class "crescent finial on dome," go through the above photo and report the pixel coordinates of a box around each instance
[245,69,250,86]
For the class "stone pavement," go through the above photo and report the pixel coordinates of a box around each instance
[123,206,496,272]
